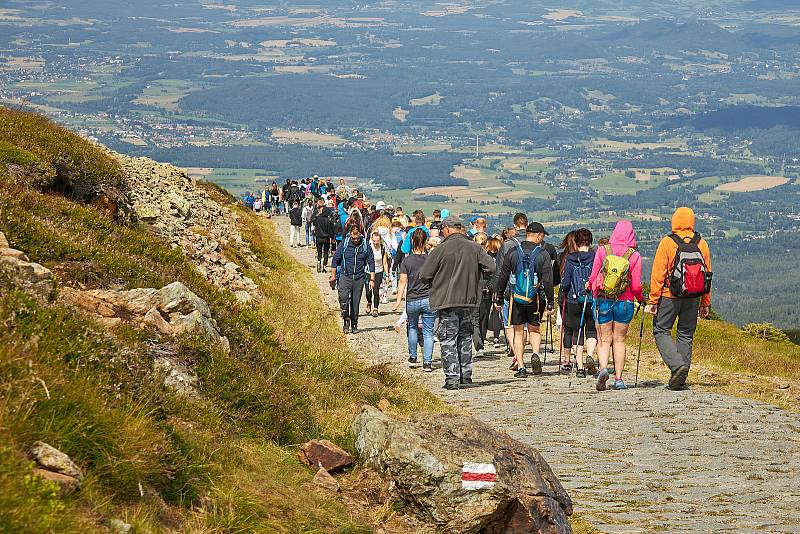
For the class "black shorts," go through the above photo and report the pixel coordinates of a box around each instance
[510,300,542,327]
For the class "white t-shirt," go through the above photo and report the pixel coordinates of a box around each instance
[370,242,385,273]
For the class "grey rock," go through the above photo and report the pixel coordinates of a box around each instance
[109,519,132,534]
[0,240,54,300]
[154,356,199,396]
[30,441,83,482]
[352,406,572,534]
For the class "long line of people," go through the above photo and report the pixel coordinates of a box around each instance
[255,183,713,392]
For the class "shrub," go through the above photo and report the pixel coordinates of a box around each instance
[740,322,790,343]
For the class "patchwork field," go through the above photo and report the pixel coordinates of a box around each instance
[716,175,790,192]
[270,129,346,145]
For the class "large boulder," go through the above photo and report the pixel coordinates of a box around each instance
[0,232,55,300]
[298,439,354,472]
[61,281,229,352]
[352,406,573,534]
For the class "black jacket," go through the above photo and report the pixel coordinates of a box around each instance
[312,206,336,239]
[289,207,303,226]
[418,233,496,310]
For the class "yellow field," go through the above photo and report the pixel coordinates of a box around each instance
[716,175,789,193]
[543,9,583,21]
[0,56,44,71]
[270,129,346,145]
[587,138,688,151]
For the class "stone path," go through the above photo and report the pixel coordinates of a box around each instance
[273,217,800,533]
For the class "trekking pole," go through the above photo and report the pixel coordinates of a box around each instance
[575,296,589,377]
[634,301,645,388]
[558,294,566,369]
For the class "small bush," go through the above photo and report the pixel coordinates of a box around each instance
[740,322,790,343]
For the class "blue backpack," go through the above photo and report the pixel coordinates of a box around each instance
[512,243,541,305]
[570,258,593,304]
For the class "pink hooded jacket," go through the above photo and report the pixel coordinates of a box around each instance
[588,220,644,303]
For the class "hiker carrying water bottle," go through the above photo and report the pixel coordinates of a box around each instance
[647,207,713,391]
[588,220,644,391]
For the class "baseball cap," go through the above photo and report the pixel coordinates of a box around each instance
[376,201,386,210]
[441,209,450,218]
[442,215,464,228]
[526,222,549,235]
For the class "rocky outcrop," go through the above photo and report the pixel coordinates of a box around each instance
[30,441,83,491]
[352,406,573,534]
[0,231,54,300]
[61,281,230,353]
[117,155,259,302]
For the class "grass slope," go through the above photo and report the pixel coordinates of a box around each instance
[0,110,444,532]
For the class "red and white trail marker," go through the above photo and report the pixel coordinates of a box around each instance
[461,462,497,491]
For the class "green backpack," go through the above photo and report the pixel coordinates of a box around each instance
[599,244,634,298]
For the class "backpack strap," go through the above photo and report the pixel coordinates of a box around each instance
[691,232,701,244]
[623,248,635,260]
[603,244,612,257]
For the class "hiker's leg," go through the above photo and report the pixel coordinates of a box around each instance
[373,272,384,309]
[422,306,437,365]
[596,321,613,371]
[654,297,682,372]
[503,300,515,352]
[406,299,421,360]
[676,297,701,369]
[562,302,577,364]
[437,309,460,386]
[528,324,541,355]
[479,298,491,346]
[350,277,364,327]
[338,277,352,322]
[472,307,483,352]
[457,308,474,381]
[584,309,598,359]
[611,321,630,380]
[512,324,526,368]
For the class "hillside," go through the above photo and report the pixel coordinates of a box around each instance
[0,108,445,532]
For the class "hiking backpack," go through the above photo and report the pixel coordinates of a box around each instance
[668,232,712,298]
[570,258,593,304]
[512,244,542,305]
[598,245,634,298]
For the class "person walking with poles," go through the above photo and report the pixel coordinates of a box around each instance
[330,226,376,334]
[495,212,530,365]
[418,216,496,390]
[647,207,713,391]
[560,228,598,378]
[588,220,645,391]
[493,222,555,379]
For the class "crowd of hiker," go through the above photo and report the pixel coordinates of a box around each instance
[247,183,713,392]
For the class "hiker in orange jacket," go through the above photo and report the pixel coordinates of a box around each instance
[646,207,713,391]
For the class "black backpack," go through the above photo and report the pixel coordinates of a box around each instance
[668,232,712,298]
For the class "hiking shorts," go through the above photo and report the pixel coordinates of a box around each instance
[510,301,541,327]
[593,298,634,325]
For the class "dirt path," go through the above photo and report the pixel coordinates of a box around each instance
[273,217,800,533]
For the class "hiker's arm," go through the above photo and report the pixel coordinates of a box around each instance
[560,259,571,298]
[330,243,342,271]
[587,246,604,295]
[494,254,512,305]
[540,252,554,308]
[629,253,644,303]
[700,239,713,308]
[648,238,671,306]
[392,273,408,311]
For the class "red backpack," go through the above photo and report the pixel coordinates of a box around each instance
[668,233,712,298]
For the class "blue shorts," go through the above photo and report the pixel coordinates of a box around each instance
[593,298,635,325]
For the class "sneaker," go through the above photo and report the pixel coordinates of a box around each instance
[530,353,543,375]
[408,357,420,369]
[475,349,485,359]
[576,368,587,379]
[366,304,372,315]
[493,340,501,349]
[509,360,518,371]
[586,356,597,377]
[560,363,572,375]
[596,368,609,391]
[613,379,627,390]
[423,362,432,372]
[668,365,689,391]
[443,382,459,390]
[342,319,350,333]
[372,309,379,318]
[381,297,388,304]
[350,325,359,334]
[514,367,528,379]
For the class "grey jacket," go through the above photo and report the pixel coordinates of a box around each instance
[418,232,496,310]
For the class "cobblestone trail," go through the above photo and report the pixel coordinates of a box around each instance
[274,217,800,533]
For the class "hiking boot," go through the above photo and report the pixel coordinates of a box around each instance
[613,379,627,390]
[366,304,372,315]
[596,368,609,391]
[316,262,322,273]
[408,357,420,369]
[372,309,379,318]
[423,362,432,373]
[342,319,350,333]
[514,367,528,379]
[443,382,459,390]
[350,325,359,334]
[530,353,543,375]
[560,362,572,375]
[668,365,690,391]
[586,356,597,377]
[576,368,587,379]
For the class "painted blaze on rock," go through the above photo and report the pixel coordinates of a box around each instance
[352,406,573,534]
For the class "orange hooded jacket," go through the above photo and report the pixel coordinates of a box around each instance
[648,207,712,307]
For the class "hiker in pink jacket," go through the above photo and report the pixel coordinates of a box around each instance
[587,220,644,391]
